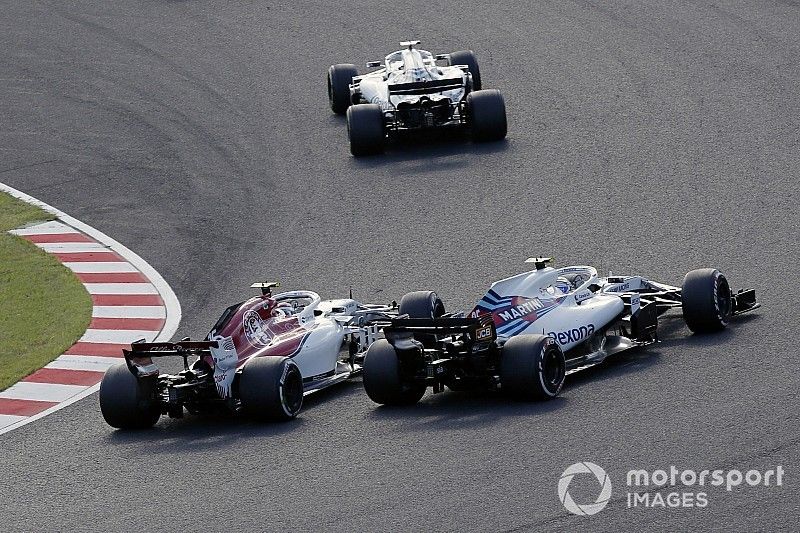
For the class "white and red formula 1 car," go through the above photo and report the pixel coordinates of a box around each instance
[100,283,397,429]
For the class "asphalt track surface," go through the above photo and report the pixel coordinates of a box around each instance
[2,0,799,530]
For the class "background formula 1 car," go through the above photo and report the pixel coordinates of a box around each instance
[99,283,397,429]
[362,258,759,405]
[327,40,507,156]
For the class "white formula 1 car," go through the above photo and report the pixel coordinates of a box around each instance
[327,41,507,155]
[99,283,398,428]
[362,258,759,405]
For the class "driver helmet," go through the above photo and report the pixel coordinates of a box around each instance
[554,277,571,294]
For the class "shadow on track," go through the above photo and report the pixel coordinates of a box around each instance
[340,125,510,166]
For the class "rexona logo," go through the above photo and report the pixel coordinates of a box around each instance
[547,324,595,345]
[558,462,612,516]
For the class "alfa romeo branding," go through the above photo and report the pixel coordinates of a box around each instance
[242,309,274,347]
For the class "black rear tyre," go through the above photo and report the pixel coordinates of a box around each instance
[239,357,304,421]
[467,89,507,142]
[399,290,446,318]
[682,268,732,333]
[448,50,482,91]
[347,103,385,156]
[328,64,358,114]
[99,363,160,429]
[500,335,565,401]
[363,340,426,406]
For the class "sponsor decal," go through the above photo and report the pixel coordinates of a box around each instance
[630,294,641,314]
[469,290,567,336]
[547,324,595,346]
[497,297,546,322]
[475,324,494,341]
[243,309,274,347]
[209,335,238,398]
[607,282,630,292]
[574,289,592,303]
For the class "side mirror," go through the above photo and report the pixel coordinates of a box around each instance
[366,60,381,68]
[435,54,449,61]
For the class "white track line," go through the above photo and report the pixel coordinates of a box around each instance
[0,382,89,403]
[9,221,80,235]
[83,283,158,295]
[92,306,166,318]
[80,329,159,343]
[36,242,108,253]
[0,181,181,435]
[46,356,122,372]
[63,262,138,273]
[0,415,27,426]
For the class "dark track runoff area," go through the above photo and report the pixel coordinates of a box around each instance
[2,1,799,530]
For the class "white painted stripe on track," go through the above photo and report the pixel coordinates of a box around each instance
[46,356,122,371]
[84,282,158,295]
[36,242,108,253]
[63,262,137,273]
[92,305,166,318]
[9,221,78,235]
[80,328,159,343]
[0,382,88,403]
[0,415,28,429]
[0,181,182,435]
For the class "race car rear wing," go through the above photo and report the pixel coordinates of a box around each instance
[384,316,496,350]
[388,78,464,96]
[122,339,218,376]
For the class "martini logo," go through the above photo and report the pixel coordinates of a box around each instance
[496,297,546,322]
[558,462,612,516]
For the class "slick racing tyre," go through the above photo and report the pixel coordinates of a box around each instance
[399,291,446,319]
[500,335,565,401]
[363,340,426,406]
[681,268,733,333]
[467,89,507,142]
[399,291,446,347]
[328,63,358,114]
[448,50,482,91]
[99,363,160,429]
[347,103,385,156]
[240,356,304,421]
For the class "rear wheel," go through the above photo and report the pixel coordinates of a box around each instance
[399,290,446,318]
[239,357,304,421]
[363,340,426,405]
[99,363,160,429]
[347,103,385,156]
[682,268,732,333]
[467,89,507,142]
[327,63,358,114]
[500,335,565,400]
[448,50,482,91]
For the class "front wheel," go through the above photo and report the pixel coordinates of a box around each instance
[500,335,565,400]
[399,291,445,318]
[99,363,160,429]
[347,103,385,156]
[467,89,507,142]
[682,268,732,333]
[363,340,426,405]
[239,357,304,421]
